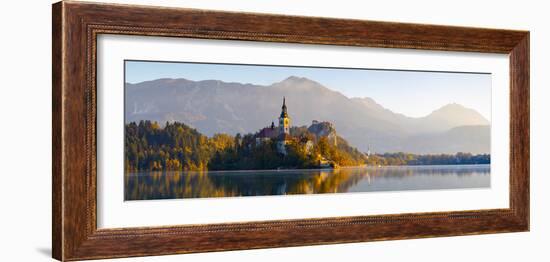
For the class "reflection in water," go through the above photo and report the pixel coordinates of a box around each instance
[124,165,490,200]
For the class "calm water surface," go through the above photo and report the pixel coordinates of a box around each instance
[124,165,490,200]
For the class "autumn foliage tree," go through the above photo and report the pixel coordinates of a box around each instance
[125,121,489,172]
[125,121,367,171]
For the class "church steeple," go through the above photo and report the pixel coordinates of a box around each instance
[278,97,290,134]
[280,97,288,118]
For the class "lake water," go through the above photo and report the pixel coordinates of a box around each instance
[124,165,490,200]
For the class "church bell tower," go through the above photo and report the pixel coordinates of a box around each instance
[279,97,290,134]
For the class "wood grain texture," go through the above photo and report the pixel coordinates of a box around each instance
[52,2,63,260]
[52,1,530,261]
[509,35,530,226]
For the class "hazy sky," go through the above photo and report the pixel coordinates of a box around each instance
[125,60,491,120]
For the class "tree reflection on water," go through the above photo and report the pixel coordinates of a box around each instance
[124,165,490,200]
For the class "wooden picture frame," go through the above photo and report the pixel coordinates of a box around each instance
[52,1,529,261]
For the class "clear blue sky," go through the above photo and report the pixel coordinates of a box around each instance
[125,60,491,120]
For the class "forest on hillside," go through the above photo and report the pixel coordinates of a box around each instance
[365,152,490,166]
[125,121,490,172]
[124,121,366,171]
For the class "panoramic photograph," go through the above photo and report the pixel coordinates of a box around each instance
[124,60,491,200]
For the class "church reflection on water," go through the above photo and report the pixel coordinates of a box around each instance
[124,165,490,200]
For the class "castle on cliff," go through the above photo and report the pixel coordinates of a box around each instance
[255,97,337,155]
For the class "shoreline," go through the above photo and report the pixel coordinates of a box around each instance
[126,163,490,175]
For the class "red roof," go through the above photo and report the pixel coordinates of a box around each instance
[258,127,276,138]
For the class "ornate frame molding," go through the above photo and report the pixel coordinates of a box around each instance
[53,1,529,261]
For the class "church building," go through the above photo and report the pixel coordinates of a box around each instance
[276,97,292,154]
[279,97,290,135]
[254,97,294,155]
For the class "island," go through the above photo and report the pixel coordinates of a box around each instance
[125,97,489,172]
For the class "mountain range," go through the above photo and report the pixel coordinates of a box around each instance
[125,76,490,154]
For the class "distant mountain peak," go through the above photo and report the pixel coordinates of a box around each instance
[431,103,479,115]
[425,103,489,125]
[126,77,490,154]
[272,76,340,96]
[435,103,466,111]
[282,75,309,82]
[277,76,322,86]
